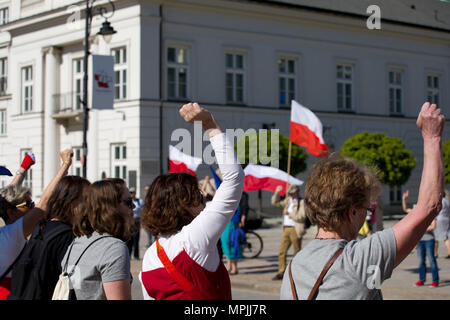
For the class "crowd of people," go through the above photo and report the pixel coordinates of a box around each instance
[0,101,447,300]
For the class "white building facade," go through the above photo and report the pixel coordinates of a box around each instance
[0,0,449,214]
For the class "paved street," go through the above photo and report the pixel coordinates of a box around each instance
[130,216,450,300]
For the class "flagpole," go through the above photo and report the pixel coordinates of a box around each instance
[286,140,292,194]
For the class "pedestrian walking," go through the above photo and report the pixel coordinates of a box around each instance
[126,187,144,260]
[61,178,134,300]
[434,191,450,259]
[403,190,440,287]
[140,103,244,300]
[281,102,445,299]
[8,174,90,300]
[271,184,307,280]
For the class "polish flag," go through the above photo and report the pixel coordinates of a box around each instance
[169,146,202,176]
[290,100,329,157]
[243,164,303,197]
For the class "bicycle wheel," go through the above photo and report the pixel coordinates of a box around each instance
[242,231,263,259]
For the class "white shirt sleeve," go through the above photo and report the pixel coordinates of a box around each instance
[0,218,27,276]
[182,132,244,264]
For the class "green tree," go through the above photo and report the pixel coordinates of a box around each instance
[234,130,307,176]
[340,132,416,186]
[442,140,450,184]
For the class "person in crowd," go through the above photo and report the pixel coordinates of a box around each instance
[281,102,444,299]
[62,178,134,300]
[140,102,244,300]
[199,175,216,201]
[8,174,90,299]
[0,150,71,300]
[402,190,440,287]
[271,184,306,280]
[434,190,450,258]
[126,187,144,260]
[220,205,243,275]
[144,184,154,248]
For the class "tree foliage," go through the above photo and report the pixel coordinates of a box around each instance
[234,130,307,176]
[340,132,416,186]
[442,140,450,184]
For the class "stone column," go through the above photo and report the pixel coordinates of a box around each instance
[42,47,61,187]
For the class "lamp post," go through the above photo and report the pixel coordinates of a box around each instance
[81,0,116,178]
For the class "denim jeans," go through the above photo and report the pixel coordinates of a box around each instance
[417,240,439,283]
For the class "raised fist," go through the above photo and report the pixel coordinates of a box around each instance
[416,102,445,140]
[179,102,213,124]
[60,149,74,166]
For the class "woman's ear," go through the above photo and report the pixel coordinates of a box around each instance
[347,207,357,223]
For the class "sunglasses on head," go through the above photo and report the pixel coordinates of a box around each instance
[122,197,134,209]
[16,200,35,209]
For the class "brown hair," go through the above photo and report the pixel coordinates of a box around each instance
[304,154,381,232]
[73,178,133,241]
[141,173,203,236]
[43,175,91,227]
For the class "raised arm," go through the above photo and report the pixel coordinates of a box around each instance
[271,185,285,208]
[21,149,73,238]
[392,102,444,267]
[401,190,412,213]
[179,103,244,246]
[9,152,35,186]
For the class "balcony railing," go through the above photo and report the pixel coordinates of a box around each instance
[52,92,83,120]
[0,77,7,96]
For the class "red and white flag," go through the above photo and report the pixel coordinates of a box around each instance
[169,145,202,176]
[290,100,329,157]
[243,164,303,197]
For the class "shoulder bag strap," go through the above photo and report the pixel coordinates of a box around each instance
[288,260,298,300]
[307,248,344,300]
[155,239,206,300]
[66,236,114,277]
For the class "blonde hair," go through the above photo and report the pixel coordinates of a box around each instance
[304,154,381,232]
[0,185,31,206]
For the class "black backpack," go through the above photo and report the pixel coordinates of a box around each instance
[7,223,73,300]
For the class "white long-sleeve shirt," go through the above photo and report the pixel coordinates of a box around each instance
[140,132,244,300]
[0,218,26,277]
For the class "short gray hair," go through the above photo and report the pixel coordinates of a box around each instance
[0,185,31,206]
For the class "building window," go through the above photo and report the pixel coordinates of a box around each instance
[167,46,188,100]
[0,110,6,135]
[226,53,245,104]
[389,70,403,114]
[0,8,8,25]
[390,185,402,204]
[20,149,33,189]
[22,66,33,113]
[336,64,353,111]
[72,147,82,177]
[73,58,84,111]
[111,144,127,181]
[0,58,6,96]
[278,57,296,107]
[426,74,440,105]
[112,47,127,100]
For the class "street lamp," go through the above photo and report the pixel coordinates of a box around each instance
[82,0,116,178]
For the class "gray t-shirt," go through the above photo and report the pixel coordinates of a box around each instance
[280,228,396,300]
[61,232,131,300]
